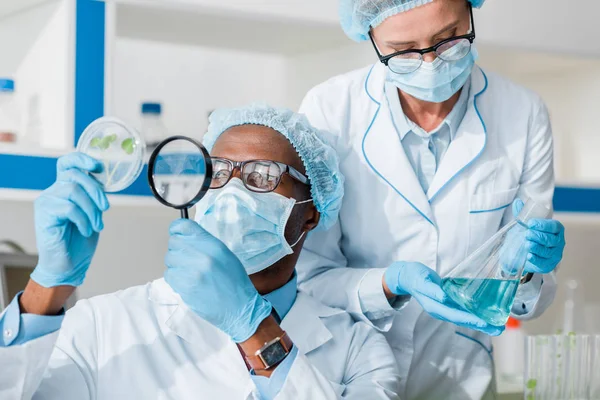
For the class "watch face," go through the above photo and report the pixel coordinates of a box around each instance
[260,342,287,367]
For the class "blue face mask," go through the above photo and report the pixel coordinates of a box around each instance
[386,45,478,103]
[194,178,311,275]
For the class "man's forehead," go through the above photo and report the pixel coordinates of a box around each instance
[211,125,305,173]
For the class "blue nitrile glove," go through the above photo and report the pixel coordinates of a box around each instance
[164,219,273,343]
[513,199,565,274]
[385,262,504,336]
[31,153,110,288]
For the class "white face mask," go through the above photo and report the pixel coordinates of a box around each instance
[194,178,311,275]
[386,45,478,103]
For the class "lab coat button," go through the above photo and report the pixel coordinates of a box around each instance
[4,329,12,338]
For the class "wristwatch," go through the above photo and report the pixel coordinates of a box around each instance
[244,332,293,370]
[520,272,534,284]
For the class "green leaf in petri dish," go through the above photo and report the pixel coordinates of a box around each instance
[526,379,537,389]
[90,137,102,148]
[98,136,111,150]
[121,138,135,155]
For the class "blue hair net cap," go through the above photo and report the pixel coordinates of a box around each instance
[203,103,345,231]
[340,0,486,42]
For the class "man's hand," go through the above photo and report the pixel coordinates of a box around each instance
[164,219,273,343]
[31,152,109,289]
[22,153,108,316]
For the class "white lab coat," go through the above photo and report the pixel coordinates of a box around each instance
[297,63,557,400]
[0,278,400,399]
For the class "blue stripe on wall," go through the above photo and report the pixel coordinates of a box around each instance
[74,0,105,144]
[554,186,600,213]
[0,155,597,207]
[0,154,152,196]
[0,155,57,190]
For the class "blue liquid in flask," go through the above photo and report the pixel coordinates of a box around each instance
[441,278,520,327]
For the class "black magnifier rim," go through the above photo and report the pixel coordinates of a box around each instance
[147,135,213,210]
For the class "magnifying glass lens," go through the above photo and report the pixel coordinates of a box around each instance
[148,137,212,218]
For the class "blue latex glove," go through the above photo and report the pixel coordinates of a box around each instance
[385,262,504,336]
[513,199,565,274]
[164,219,273,343]
[31,153,110,288]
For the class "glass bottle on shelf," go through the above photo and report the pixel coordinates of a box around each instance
[140,102,167,152]
[0,79,19,144]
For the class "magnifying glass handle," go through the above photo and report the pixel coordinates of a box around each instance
[180,208,189,219]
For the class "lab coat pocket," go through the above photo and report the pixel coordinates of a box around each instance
[468,187,518,254]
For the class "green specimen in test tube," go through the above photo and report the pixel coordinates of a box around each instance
[526,379,537,389]
[525,379,537,400]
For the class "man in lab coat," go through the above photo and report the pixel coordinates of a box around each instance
[0,104,400,399]
[296,0,566,399]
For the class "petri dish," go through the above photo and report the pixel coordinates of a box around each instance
[77,117,145,192]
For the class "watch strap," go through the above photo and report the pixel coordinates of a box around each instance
[244,331,293,371]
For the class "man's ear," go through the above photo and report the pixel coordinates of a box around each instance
[303,205,320,232]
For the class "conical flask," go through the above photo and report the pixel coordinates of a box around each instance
[442,199,551,327]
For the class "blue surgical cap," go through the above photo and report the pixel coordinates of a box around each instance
[203,103,345,231]
[340,0,486,42]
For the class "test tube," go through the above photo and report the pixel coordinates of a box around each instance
[526,334,600,400]
[590,335,600,399]
[525,335,554,399]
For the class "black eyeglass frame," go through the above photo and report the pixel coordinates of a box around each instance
[369,5,476,73]
[209,157,309,193]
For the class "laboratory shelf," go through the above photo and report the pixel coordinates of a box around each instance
[0,152,153,201]
[0,188,158,207]
[0,144,69,158]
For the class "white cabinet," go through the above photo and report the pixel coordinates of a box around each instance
[0,0,75,150]
[104,0,348,140]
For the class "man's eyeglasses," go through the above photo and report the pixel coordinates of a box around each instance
[369,5,476,74]
[210,157,309,193]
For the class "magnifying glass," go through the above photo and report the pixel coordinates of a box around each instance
[148,136,213,219]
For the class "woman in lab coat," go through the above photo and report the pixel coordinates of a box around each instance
[296,0,566,399]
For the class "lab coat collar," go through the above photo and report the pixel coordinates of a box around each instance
[148,278,179,305]
[363,64,488,221]
[426,66,488,202]
[149,279,343,355]
[280,291,344,355]
[263,272,297,321]
[383,78,470,142]
[363,63,435,225]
